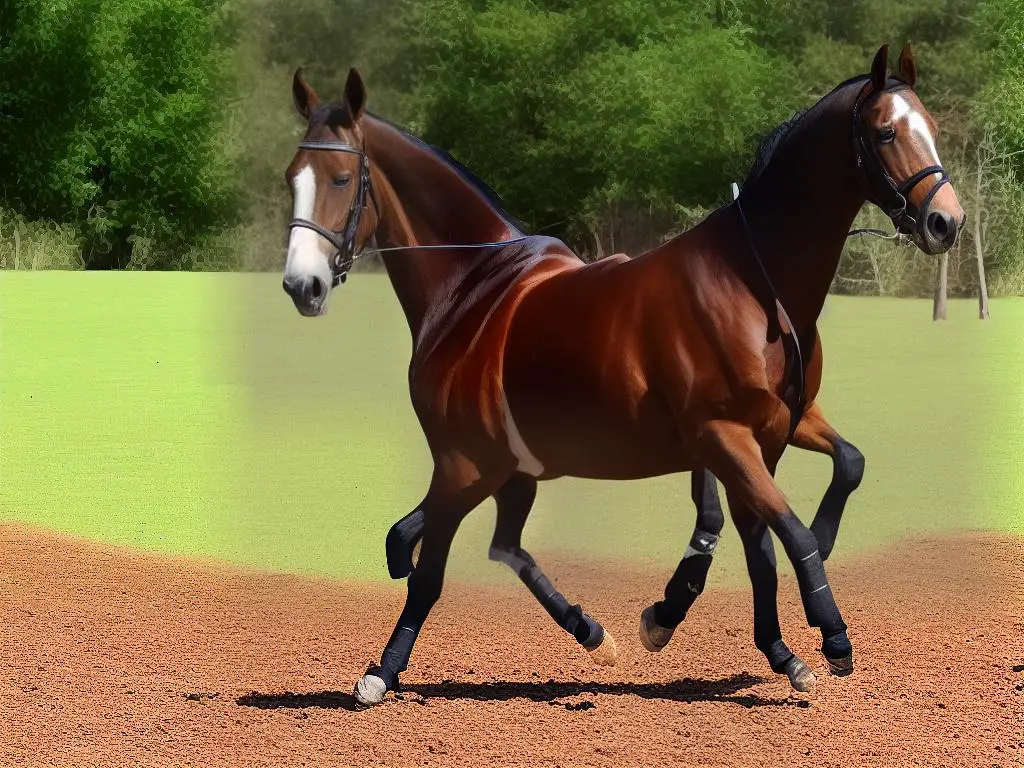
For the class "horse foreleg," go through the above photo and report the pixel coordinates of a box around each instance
[704,420,854,686]
[791,402,866,561]
[354,466,496,707]
[488,473,617,666]
[640,468,725,652]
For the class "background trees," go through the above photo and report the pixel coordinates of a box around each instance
[0,0,240,268]
[2,0,1023,296]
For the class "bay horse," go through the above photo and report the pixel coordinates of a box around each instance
[281,43,964,707]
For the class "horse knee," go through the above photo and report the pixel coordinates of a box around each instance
[834,441,865,493]
[385,509,425,580]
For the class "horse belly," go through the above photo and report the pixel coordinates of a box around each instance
[501,329,691,481]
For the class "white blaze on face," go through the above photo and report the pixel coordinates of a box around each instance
[284,164,333,285]
[890,93,943,171]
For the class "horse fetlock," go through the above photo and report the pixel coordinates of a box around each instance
[639,605,675,653]
[821,629,853,669]
[567,604,602,647]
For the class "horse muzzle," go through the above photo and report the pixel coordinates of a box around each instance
[282,273,330,317]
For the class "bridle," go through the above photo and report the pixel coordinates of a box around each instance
[288,140,380,287]
[851,78,950,238]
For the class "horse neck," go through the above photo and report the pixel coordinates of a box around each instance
[739,84,867,333]
[363,116,520,341]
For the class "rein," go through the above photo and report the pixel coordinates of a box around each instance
[732,195,806,445]
[288,138,530,284]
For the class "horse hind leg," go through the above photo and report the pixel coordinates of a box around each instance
[730,504,817,692]
[640,468,725,652]
[489,473,617,666]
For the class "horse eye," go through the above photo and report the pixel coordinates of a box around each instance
[331,174,352,188]
[877,126,896,144]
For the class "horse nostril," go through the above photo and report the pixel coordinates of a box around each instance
[927,211,955,244]
[310,276,324,299]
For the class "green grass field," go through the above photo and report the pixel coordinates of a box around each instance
[1,272,1021,588]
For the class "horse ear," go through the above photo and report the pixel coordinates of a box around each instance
[292,68,320,120]
[870,43,890,92]
[897,42,917,87]
[344,68,367,124]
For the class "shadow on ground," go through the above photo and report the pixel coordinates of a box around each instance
[236,673,809,711]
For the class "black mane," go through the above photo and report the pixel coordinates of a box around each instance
[741,74,878,190]
[319,106,529,232]
[741,108,810,188]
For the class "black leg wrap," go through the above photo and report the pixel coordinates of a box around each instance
[385,509,425,580]
[378,624,418,689]
[736,521,788,670]
[793,549,846,635]
[833,440,866,494]
[821,630,852,660]
[655,470,724,629]
[565,604,604,649]
[762,639,796,673]
[517,553,572,621]
[495,546,602,648]
[656,529,720,628]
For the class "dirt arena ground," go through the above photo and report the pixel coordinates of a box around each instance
[0,525,1021,768]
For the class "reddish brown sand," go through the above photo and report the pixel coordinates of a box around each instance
[0,525,1021,768]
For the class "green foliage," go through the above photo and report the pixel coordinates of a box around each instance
[3,0,1021,291]
[396,0,798,253]
[0,0,240,268]
[972,0,1024,169]
[0,208,83,270]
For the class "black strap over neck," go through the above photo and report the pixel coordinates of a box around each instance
[732,197,806,446]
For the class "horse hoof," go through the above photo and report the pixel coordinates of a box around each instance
[639,606,674,653]
[782,656,816,693]
[826,653,854,677]
[587,630,618,666]
[353,673,388,707]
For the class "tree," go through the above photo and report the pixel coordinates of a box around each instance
[933,251,949,321]
[0,0,240,268]
[392,0,799,257]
